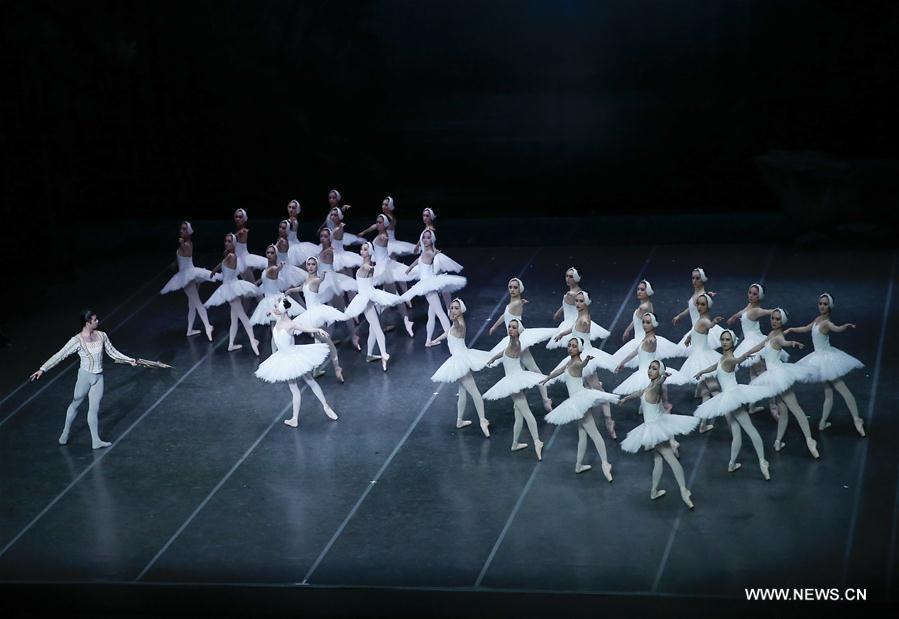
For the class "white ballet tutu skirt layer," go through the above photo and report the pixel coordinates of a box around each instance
[400,273,467,302]
[235,242,268,272]
[621,412,699,452]
[204,269,262,307]
[294,304,347,330]
[547,321,610,349]
[673,350,721,385]
[343,278,403,318]
[611,335,683,369]
[250,294,304,325]
[483,370,546,400]
[342,231,364,246]
[255,343,330,383]
[430,335,493,383]
[388,239,418,257]
[332,250,363,271]
[693,383,768,419]
[734,331,767,367]
[612,366,690,395]
[544,389,618,425]
[680,323,724,352]
[318,269,359,299]
[490,327,558,357]
[748,347,814,398]
[288,242,320,267]
[795,347,863,383]
[160,258,212,294]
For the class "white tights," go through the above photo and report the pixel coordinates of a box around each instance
[821,379,861,427]
[576,411,609,467]
[456,373,487,425]
[363,305,388,357]
[652,444,687,496]
[724,409,766,466]
[285,375,332,424]
[183,283,212,334]
[228,299,256,348]
[774,390,814,444]
[424,292,451,343]
[510,393,541,447]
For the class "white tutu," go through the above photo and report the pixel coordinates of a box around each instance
[611,335,683,369]
[388,239,418,257]
[430,334,493,383]
[343,278,403,318]
[161,255,211,294]
[483,370,546,400]
[545,389,618,425]
[294,304,347,330]
[400,273,467,302]
[620,413,699,452]
[748,345,814,398]
[288,242,319,267]
[547,321,610,349]
[612,367,690,395]
[255,342,330,383]
[204,267,262,307]
[795,348,863,383]
[489,327,559,356]
[332,249,363,271]
[342,231,364,246]
[694,384,769,419]
[734,331,768,367]
[318,268,359,300]
[250,294,303,325]
[680,323,725,353]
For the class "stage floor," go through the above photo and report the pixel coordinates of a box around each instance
[0,239,896,616]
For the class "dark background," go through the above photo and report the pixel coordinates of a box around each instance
[2,0,898,247]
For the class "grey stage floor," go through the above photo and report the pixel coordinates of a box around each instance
[0,238,896,617]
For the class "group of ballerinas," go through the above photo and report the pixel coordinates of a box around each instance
[425,266,866,510]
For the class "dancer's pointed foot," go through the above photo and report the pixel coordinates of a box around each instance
[511,442,528,452]
[250,338,261,357]
[542,397,552,413]
[228,344,243,352]
[575,464,592,474]
[351,335,361,351]
[335,366,345,383]
[366,354,381,362]
[284,418,298,428]
[313,368,326,379]
[681,488,694,509]
[728,461,742,473]
[479,418,490,438]
[381,354,390,372]
[92,439,112,450]
[602,461,613,482]
[58,432,69,446]
[425,339,442,348]
[806,437,819,459]
[605,416,617,440]
[773,440,785,452]
[819,420,832,431]
[324,406,339,420]
[186,329,202,337]
[456,419,472,429]
[699,422,714,434]
[205,325,214,341]
[854,417,866,437]
[404,317,415,337]
[760,459,771,480]
[651,489,667,500]
[535,440,544,461]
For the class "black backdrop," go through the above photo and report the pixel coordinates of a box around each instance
[2,0,897,231]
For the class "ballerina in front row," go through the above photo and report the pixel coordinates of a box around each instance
[542,337,618,479]
[789,293,865,436]
[160,221,214,341]
[255,296,338,426]
[429,298,492,437]
[619,361,699,508]
[484,319,546,460]
[205,233,262,355]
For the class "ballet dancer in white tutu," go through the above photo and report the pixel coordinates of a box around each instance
[541,337,618,479]
[160,221,214,341]
[232,208,268,282]
[250,246,303,334]
[547,267,609,350]
[30,309,143,449]
[205,233,262,355]
[672,268,723,352]
[274,221,308,293]
[619,361,699,508]
[285,199,319,267]
[673,293,725,433]
[692,329,771,479]
[747,308,819,459]
[488,277,556,411]
[357,196,417,257]
[611,279,683,370]
[401,229,466,347]
[788,293,865,436]
[429,298,493,437]
[327,208,363,273]
[316,227,360,350]
[255,296,339,426]
[367,213,415,337]
[323,190,361,245]
[483,319,546,460]
[341,242,404,371]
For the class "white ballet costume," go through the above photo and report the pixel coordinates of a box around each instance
[204,265,262,307]
[613,344,691,396]
[489,309,558,356]
[673,326,721,385]
[748,343,814,398]
[544,369,618,425]
[431,332,493,383]
[795,323,864,383]
[733,310,788,368]
[276,250,306,290]
[250,276,303,326]
[387,228,417,257]
[332,237,363,271]
[343,273,403,359]
[255,328,330,383]
[287,225,319,267]
[234,238,268,275]
[295,283,348,330]
[611,310,683,369]
[400,261,467,300]
[621,394,699,453]
[547,324,617,384]
[317,261,359,300]
[547,297,610,349]
[160,253,212,294]
[483,352,547,400]
[679,300,724,353]
[372,243,413,286]
[694,361,769,420]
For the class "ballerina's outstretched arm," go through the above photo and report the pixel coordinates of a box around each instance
[823,320,856,333]
[355,222,378,237]
[732,339,769,366]
[553,304,565,322]
[726,308,745,325]
[692,361,719,381]
[485,349,505,368]
[488,313,506,336]
[430,330,450,345]
[768,333,805,351]
[404,257,420,275]
[553,326,574,342]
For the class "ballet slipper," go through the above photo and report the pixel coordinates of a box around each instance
[575,464,592,474]
[228,344,243,352]
[284,418,298,428]
[479,418,491,438]
[511,442,528,452]
[205,325,214,341]
[542,397,552,413]
[651,489,666,500]
[456,419,472,429]
[352,335,361,351]
[819,420,832,431]
[324,406,339,420]
[404,317,415,337]
[313,368,326,379]
[366,354,381,362]
[759,460,770,480]
[854,417,866,437]
[602,462,613,482]
[605,416,617,440]
[92,439,112,449]
[250,339,260,357]
[381,354,390,372]
[680,488,694,509]
[335,366,345,383]
[699,422,714,434]
[534,440,544,461]
[773,440,785,452]
[58,432,69,445]
[806,437,819,459]
[728,461,742,473]
[186,329,202,337]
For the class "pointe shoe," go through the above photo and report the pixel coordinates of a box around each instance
[205,325,214,341]
[535,440,544,461]
[186,329,201,337]
[335,366,345,383]
[479,418,491,438]
[352,335,361,352]
[728,461,742,473]
[651,489,667,500]
[819,420,832,431]
[92,440,112,449]
[58,433,69,446]
[511,442,528,452]
[324,406,339,421]
[250,339,261,357]
[605,416,617,440]
[759,460,771,481]
[854,417,866,437]
[404,318,415,337]
[575,464,592,474]
[806,437,819,459]
[602,462,613,482]
[699,422,714,434]
[366,354,381,362]
[773,440,785,452]
[681,488,694,509]
[381,354,390,372]
[227,344,243,352]
[542,398,553,413]
[456,419,472,429]
[313,367,326,379]
[284,418,298,428]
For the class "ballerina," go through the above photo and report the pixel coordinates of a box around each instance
[400,229,466,347]
[672,267,723,352]
[487,277,556,412]
[30,309,141,449]
[549,290,618,437]
[788,293,865,436]
[341,242,404,371]
[367,213,415,337]
[358,196,418,257]
[250,245,303,330]
[285,256,347,383]
[619,361,699,508]
[274,221,308,293]
[232,208,268,282]
[692,330,771,478]
[673,293,725,433]
[483,320,546,460]
[285,199,319,267]
[205,233,262,355]
[327,208,363,272]
[610,279,683,369]
[255,296,339,426]
[747,308,819,458]
[159,221,214,341]
[316,227,360,349]
[542,338,618,479]
[324,191,363,246]
[429,298,492,437]
[547,267,609,350]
